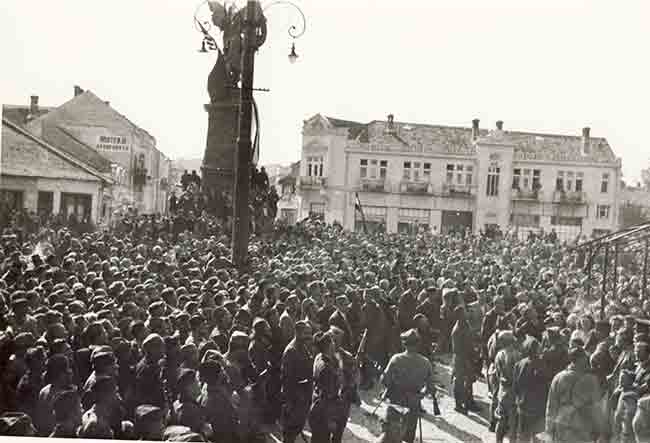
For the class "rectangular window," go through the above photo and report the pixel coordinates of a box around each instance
[532,169,541,190]
[566,171,574,192]
[380,160,388,179]
[37,191,53,215]
[360,159,368,178]
[446,164,454,184]
[60,193,92,219]
[601,173,609,193]
[487,164,500,196]
[522,169,531,189]
[0,190,24,211]
[445,163,473,187]
[307,156,324,177]
[369,159,379,179]
[413,162,421,182]
[512,168,521,190]
[576,172,583,192]
[403,162,412,180]
[597,205,611,219]
[423,163,431,181]
[556,171,564,191]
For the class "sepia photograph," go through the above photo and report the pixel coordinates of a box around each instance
[1,1,650,442]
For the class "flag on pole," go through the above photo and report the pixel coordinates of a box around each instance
[354,192,367,234]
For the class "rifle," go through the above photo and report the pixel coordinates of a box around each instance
[355,328,369,365]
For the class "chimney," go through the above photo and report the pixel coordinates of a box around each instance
[74,85,84,97]
[29,95,39,115]
[472,118,480,140]
[496,120,504,131]
[582,127,591,155]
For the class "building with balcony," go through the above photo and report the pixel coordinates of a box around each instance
[298,114,622,241]
[270,161,300,224]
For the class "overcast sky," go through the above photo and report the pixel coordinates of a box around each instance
[1,0,649,182]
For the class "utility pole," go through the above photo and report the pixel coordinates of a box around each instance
[196,0,305,270]
[232,0,259,270]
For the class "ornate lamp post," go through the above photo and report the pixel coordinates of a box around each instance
[194,0,306,270]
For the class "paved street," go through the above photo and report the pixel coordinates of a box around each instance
[343,358,492,443]
[268,357,493,443]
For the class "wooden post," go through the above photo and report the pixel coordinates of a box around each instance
[587,245,592,300]
[232,0,259,270]
[641,237,650,297]
[613,242,619,299]
[601,245,609,320]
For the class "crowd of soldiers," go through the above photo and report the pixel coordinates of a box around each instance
[168,167,279,237]
[0,206,649,442]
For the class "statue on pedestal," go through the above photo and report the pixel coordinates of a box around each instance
[200,1,266,214]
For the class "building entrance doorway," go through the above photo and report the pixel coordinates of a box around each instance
[441,210,473,235]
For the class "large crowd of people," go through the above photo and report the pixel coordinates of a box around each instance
[0,191,649,442]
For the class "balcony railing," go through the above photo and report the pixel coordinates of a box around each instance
[400,181,433,195]
[553,190,586,204]
[359,177,388,192]
[299,176,327,188]
[440,183,475,198]
[511,188,540,201]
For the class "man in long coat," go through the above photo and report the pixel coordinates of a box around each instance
[544,347,604,443]
[281,320,314,443]
[451,306,475,413]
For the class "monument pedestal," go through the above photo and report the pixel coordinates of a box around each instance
[201,87,241,207]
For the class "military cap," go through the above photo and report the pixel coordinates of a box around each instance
[92,351,116,368]
[180,343,197,355]
[148,316,164,330]
[0,412,36,436]
[400,328,421,346]
[199,355,223,375]
[11,298,29,310]
[143,333,164,350]
[69,301,86,315]
[149,301,166,314]
[230,330,250,343]
[183,301,199,313]
[335,295,350,305]
[176,368,197,391]
[14,332,35,348]
[442,287,458,298]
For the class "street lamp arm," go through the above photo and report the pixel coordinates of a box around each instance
[263,0,307,39]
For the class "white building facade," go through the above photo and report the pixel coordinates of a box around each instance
[298,114,622,242]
